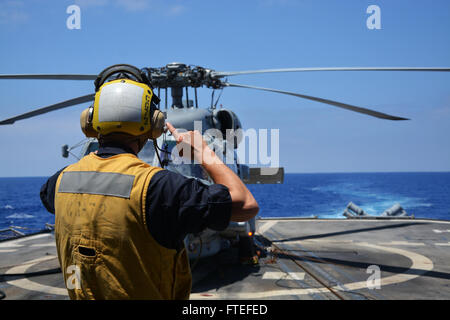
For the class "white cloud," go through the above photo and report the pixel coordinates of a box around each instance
[167,4,185,16]
[0,0,29,25]
[115,0,150,12]
[259,0,298,7]
[75,0,186,15]
[76,0,150,12]
[74,0,110,8]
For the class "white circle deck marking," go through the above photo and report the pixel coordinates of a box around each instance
[0,234,52,253]
[190,241,434,300]
[6,255,68,296]
[257,221,277,235]
[3,232,435,299]
[262,271,305,280]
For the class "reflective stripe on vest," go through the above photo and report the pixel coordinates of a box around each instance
[58,171,135,198]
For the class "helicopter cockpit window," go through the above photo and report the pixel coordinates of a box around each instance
[160,140,210,181]
[81,141,99,157]
[138,142,156,165]
[87,141,99,153]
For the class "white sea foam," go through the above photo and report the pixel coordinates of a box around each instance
[4,205,14,210]
[414,203,433,208]
[309,180,435,217]
[6,213,34,219]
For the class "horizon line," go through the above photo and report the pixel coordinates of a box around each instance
[1,170,450,179]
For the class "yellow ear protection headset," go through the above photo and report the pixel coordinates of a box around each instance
[80,64,165,140]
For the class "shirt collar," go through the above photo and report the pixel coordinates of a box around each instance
[97,142,137,158]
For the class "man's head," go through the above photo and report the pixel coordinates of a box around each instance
[80,64,165,153]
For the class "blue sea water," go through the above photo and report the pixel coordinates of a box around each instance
[247,172,450,220]
[1,173,449,235]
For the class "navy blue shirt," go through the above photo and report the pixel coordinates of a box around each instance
[40,144,232,250]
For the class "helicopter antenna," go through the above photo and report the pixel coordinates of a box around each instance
[210,90,215,109]
[185,87,190,108]
[214,88,224,108]
[194,88,198,108]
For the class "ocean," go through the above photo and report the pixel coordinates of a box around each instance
[1,172,449,236]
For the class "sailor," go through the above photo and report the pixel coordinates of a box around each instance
[39,64,259,300]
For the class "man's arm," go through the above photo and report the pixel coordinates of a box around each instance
[40,167,66,214]
[166,122,259,222]
[146,170,232,249]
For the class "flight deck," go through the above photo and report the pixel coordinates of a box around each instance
[1,218,449,300]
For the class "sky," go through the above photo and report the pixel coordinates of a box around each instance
[0,0,449,177]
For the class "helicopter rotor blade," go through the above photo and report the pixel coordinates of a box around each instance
[0,74,97,80]
[0,93,95,125]
[212,67,450,77]
[224,82,409,121]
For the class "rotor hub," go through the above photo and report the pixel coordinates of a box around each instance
[141,63,224,90]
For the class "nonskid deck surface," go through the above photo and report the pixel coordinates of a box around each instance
[1,218,450,300]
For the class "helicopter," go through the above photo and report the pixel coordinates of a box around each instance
[0,62,449,263]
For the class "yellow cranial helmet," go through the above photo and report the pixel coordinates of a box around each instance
[92,78,155,136]
[80,64,165,140]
